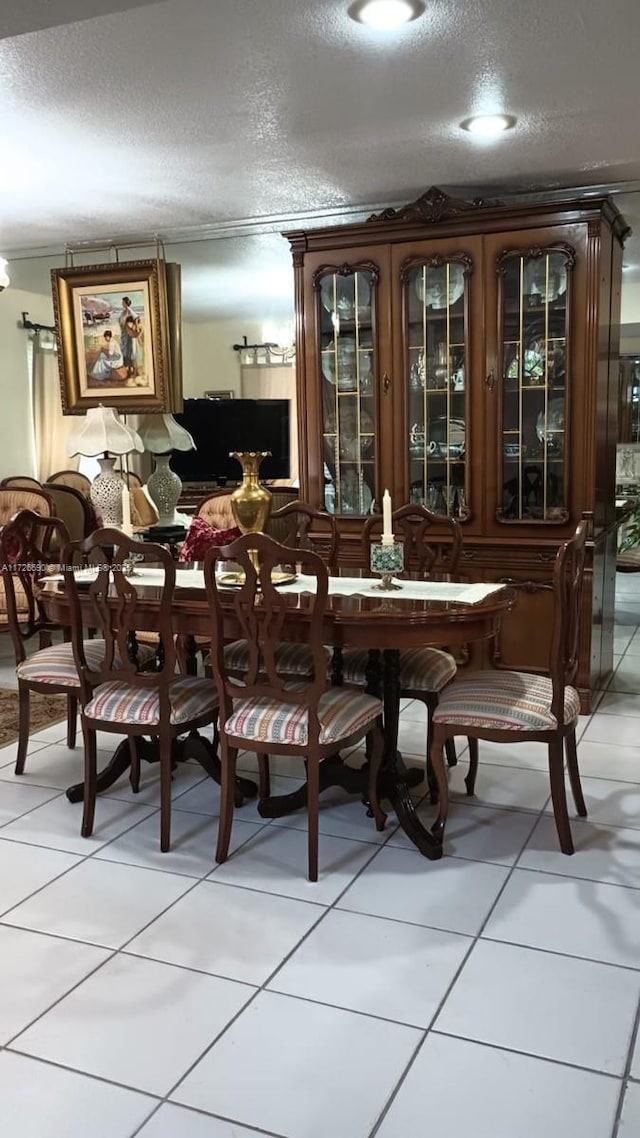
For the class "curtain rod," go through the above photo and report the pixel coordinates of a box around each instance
[21,311,56,334]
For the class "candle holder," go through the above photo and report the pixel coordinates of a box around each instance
[370,540,404,591]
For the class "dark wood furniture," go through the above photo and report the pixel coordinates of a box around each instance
[205,533,384,881]
[47,470,92,497]
[38,567,514,859]
[61,531,218,851]
[45,483,96,542]
[1,476,44,490]
[284,185,628,711]
[1,511,76,769]
[430,520,588,855]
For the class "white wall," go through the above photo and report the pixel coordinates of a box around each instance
[0,288,56,478]
[182,318,264,397]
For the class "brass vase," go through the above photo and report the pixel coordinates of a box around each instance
[230,451,272,534]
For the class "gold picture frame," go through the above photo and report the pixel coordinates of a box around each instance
[52,259,172,414]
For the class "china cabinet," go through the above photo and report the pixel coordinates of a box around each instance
[285,187,628,709]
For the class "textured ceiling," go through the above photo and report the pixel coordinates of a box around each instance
[2,0,640,319]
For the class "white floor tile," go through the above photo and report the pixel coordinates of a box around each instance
[127,879,324,984]
[172,769,298,825]
[0,736,49,769]
[95,808,265,879]
[0,794,155,854]
[337,846,509,936]
[3,858,193,948]
[447,759,552,812]
[619,1083,640,1137]
[172,989,420,1138]
[0,838,81,915]
[0,925,110,1044]
[375,1033,620,1138]
[137,1104,266,1138]
[546,775,640,831]
[631,1029,640,1079]
[0,782,61,826]
[0,1051,156,1138]
[599,690,640,714]
[435,939,640,1075]
[572,739,640,783]
[608,661,640,693]
[209,823,379,905]
[583,712,640,748]
[448,738,550,772]
[519,815,640,888]
[483,868,640,968]
[12,953,254,1097]
[97,760,209,807]
[0,743,107,790]
[269,908,470,1027]
[270,784,393,844]
[387,801,538,866]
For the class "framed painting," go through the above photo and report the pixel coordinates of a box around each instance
[51,259,172,414]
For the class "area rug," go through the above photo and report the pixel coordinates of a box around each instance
[0,687,68,749]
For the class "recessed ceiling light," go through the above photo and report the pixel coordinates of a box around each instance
[460,114,517,137]
[348,0,426,30]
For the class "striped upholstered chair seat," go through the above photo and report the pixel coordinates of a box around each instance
[226,685,380,748]
[16,639,156,687]
[341,646,457,692]
[433,670,581,732]
[222,639,331,679]
[84,676,217,727]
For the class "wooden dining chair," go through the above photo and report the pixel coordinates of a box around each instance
[341,504,463,795]
[47,470,92,497]
[204,532,384,881]
[0,476,43,490]
[62,530,218,850]
[429,519,588,855]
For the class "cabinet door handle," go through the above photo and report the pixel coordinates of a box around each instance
[382,372,391,395]
[485,370,495,391]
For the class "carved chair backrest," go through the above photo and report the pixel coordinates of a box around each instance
[0,509,70,663]
[269,501,339,572]
[363,504,462,578]
[204,532,330,744]
[549,519,587,726]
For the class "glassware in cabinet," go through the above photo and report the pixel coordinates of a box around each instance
[497,243,574,523]
[314,262,379,515]
[401,253,472,519]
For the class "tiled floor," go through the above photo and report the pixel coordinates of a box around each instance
[0,577,639,1137]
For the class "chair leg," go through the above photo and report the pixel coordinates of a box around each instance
[257,753,271,798]
[548,739,574,854]
[465,738,479,796]
[66,695,78,749]
[15,683,30,775]
[81,721,97,838]
[129,737,140,793]
[445,738,458,768]
[425,694,439,804]
[565,729,587,817]
[307,755,320,882]
[216,742,237,864]
[159,733,172,852]
[430,728,449,846]
[367,722,387,832]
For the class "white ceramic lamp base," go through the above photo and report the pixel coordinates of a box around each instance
[147,454,182,527]
[90,456,125,527]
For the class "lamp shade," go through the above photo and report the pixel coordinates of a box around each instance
[138,413,195,454]
[66,405,144,458]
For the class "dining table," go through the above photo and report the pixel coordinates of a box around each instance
[37,567,514,860]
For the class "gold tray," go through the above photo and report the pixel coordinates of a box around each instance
[217,570,297,589]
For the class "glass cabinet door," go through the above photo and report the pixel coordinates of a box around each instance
[401,254,472,519]
[313,262,379,515]
[496,243,574,523]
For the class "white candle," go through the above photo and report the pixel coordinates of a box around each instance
[121,484,133,536]
[382,488,393,546]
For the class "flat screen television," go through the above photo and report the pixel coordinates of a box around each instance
[171,398,290,482]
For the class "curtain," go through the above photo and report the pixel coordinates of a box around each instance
[240,363,298,485]
[31,331,79,481]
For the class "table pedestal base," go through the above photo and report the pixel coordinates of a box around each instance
[65,729,257,808]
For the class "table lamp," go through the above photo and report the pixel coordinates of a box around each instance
[66,405,143,528]
[138,413,196,527]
